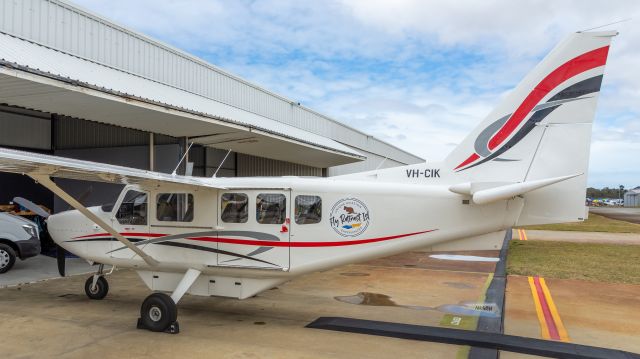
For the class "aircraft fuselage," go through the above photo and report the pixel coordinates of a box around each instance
[47,175,521,298]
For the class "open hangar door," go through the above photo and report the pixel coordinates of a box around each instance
[51,116,187,213]
[0,106,54,212]
[0,106,188,254]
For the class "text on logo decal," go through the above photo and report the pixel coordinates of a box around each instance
[330,198,371,237]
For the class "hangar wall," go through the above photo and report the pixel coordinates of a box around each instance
[0,106,51,150]
[237,154,323,177]
[0,105,325,211]
[0,0,425,216]
[0,0,423,171]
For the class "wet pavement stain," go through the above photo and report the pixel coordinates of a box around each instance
[443,282,476,289]
[339,272,370,277]
[334,292,500,317]
[334,292,431,310]
[57,293,78,298]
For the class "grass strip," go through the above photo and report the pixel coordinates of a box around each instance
[517,213,640,233]
[507,240,640,284]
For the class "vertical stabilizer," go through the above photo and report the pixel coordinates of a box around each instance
[445,31,616,183]
[445,31,616,224]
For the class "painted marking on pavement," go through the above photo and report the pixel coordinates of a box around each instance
[429,254,499,262]
[517,228,528,241]
[528,276,570,342]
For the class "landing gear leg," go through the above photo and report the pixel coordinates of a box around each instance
[84,264,113,300]
[137,268,201,334]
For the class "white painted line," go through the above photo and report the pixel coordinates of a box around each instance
[429,254,500,262]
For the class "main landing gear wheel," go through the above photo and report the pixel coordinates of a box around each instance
[137,293,179,334]
[84,276,109,300]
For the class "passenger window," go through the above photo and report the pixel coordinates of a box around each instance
[295,195,322,224]
[156,193,194,222]
[256,193,286,224]
[221,193,248,223]
[116,190,147,225]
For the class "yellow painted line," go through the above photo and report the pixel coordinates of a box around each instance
[516,228,526,241]
[539,278,570,342]
[528,276,551,340]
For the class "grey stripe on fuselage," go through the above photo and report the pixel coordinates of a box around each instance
[67,237,279,267]
[107,230,280,253]
[156,241,279,267]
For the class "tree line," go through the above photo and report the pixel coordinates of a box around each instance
[586,186,628,199]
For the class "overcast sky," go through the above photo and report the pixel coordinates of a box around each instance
[73,0,640,189]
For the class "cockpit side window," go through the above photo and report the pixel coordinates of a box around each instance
[221,193,248,223]
[115,190,148,225]
[156,193,194,222]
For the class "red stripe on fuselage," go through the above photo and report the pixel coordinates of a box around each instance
[72,230,436,247]
[488,46,609,150]
[194,230,436,247]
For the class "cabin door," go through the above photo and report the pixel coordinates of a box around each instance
[217,189,291,270]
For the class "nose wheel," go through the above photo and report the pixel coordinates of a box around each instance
[84,275,109,300]
[84,264,113,300]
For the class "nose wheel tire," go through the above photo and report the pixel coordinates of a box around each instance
[84,276,109,300]
[0,244,16,274]
[138,293,179,333]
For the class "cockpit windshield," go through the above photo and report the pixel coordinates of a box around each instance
[115,190,148,225]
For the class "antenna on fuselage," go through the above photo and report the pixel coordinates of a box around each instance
[375,156,388,170]
[212,149,232,178]
[171,141,194,176]
[579,18,630,32]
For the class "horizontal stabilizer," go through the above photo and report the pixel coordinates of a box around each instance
[450,174,582,205]
[471,174,582,205]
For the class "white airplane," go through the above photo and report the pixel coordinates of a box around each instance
[0,31,616,333]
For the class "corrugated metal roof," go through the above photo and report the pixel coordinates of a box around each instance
[0,0,423,166]
[0,31,366,166]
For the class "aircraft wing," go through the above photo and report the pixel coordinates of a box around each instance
[0,146,228,267]
[0,147,225,189]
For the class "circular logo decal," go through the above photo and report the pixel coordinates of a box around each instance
[330,198,371,237]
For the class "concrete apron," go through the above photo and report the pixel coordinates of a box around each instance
[0,260,494,358]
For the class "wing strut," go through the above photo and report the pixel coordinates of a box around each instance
[31,175,159,267]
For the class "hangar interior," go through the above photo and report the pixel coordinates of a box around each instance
[0,0,423,224]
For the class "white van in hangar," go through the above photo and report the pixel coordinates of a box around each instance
[0,212,40,273]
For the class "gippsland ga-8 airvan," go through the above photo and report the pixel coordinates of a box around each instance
[0,30,616,333]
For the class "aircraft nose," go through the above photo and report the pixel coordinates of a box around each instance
[47,209,97,245]
[47,209,96,277]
